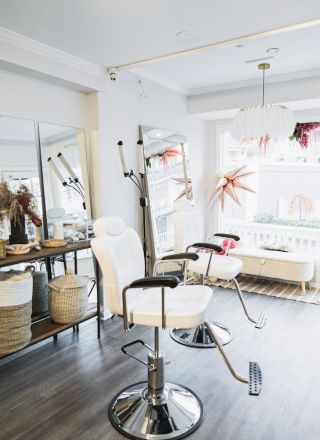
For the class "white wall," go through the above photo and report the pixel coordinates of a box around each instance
[0,69,94,129]
[92,71,207,234]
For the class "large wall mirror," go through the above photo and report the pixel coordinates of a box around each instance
[0,116,42,239]
[39,123,91,240]
[140,125,192,261]
[0,116,92,244]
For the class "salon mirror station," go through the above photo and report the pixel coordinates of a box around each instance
[140,125,192,263]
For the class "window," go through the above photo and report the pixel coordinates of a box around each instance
[220,128,320,230]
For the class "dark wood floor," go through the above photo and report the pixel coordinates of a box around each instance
[1,287,320,440]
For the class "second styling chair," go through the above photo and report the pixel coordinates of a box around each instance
[156,199,267,348]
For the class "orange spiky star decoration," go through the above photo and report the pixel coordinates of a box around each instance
[173,177,192,201]
[210,165,255,210]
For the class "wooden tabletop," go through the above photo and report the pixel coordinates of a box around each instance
[0,240,91,268]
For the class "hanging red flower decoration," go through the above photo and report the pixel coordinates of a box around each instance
[146,148,181,168]
[289,122,320,149]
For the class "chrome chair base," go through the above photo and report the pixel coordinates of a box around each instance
[170,321,232,348]
[109,381,203,440]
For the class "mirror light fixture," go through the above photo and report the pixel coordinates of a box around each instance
[231,63,296,151]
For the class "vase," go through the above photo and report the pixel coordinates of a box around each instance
[9,214,28,245]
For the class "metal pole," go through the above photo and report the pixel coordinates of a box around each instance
[154,327,159,358]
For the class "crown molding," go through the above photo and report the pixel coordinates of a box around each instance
[189,68,320,96]
[0,25,106,79]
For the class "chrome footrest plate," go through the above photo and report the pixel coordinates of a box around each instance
[249,362,263,396]
[109,381,203,440]
[255,313,267,329]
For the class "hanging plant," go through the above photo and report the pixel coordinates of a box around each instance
[289,122,320,149]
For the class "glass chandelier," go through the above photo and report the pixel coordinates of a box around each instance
[231,63,296,151]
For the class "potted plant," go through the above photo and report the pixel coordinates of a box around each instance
[0,181,42,244]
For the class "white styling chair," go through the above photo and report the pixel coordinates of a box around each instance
[163,199,266,349]
[91,217,263,440]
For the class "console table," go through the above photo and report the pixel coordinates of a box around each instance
[0,240,101,359]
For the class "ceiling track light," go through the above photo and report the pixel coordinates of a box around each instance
[108,18,320,71]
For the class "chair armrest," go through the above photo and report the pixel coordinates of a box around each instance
[153,253,199,277]
[189,242,223,253]
[129,276,180,289]
[122,276,179,331]
[214,233,240,242]
[161,252,199,262]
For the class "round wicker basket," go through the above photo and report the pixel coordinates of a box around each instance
[48,270,89,324]
[25,267,48,316]
[0,238,6,259]
[0,270,33,355]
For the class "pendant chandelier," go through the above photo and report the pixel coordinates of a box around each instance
[231,63,296,150]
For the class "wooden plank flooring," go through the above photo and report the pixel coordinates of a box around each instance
[1,287,320,440]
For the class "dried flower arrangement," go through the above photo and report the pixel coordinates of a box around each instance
[0,180,42,228]
[289,194,315,220]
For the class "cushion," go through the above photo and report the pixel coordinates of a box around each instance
[229,247,314,264]
[229,247,314,282]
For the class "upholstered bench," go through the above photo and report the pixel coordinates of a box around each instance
[228,247,314,295]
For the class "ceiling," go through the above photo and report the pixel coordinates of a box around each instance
[0,0,319,94]
[134,25,320,94]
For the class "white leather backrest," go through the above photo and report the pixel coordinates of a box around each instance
[173,199,203,252]
[91,217,144,315]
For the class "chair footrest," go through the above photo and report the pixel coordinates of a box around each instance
[255,313,267,329]
[249,362,262,396]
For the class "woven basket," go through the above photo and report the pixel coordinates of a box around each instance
[0,239,6,259]
[48,270,89,324]
[0,270,33,355]
[0,302,32,355]
[25,267,48,315]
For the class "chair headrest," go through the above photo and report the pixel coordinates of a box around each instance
[93,217,126,237]
[173,198,194,213]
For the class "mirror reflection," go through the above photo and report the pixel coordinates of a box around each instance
[0,116,41,240]
[141,125,192,259]
[39,123,91,240]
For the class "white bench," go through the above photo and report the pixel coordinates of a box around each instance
[228,247,314,295]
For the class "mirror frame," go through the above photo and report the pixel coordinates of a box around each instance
[140,125,191,265]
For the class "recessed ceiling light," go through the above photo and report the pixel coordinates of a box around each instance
[266,47,279,55]
[176,31,196,42]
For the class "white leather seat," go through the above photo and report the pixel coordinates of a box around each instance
[126,285,212,328]
[189,253,243,280]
